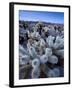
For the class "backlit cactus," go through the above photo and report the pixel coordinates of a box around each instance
[19,21,64,79]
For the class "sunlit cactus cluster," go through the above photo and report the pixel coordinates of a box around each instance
[19,21,64,79]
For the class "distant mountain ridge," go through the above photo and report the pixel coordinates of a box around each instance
[19,20,64,26]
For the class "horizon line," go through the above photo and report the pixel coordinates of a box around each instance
[19,20,64,24]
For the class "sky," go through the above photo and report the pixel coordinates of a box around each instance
[19,10,64,24]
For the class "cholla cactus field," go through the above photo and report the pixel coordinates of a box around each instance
[19,21,64,79]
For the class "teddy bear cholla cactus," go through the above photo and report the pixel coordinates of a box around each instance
[19,22,64,79]
[47,68,60,77]
[31,58,40,78]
